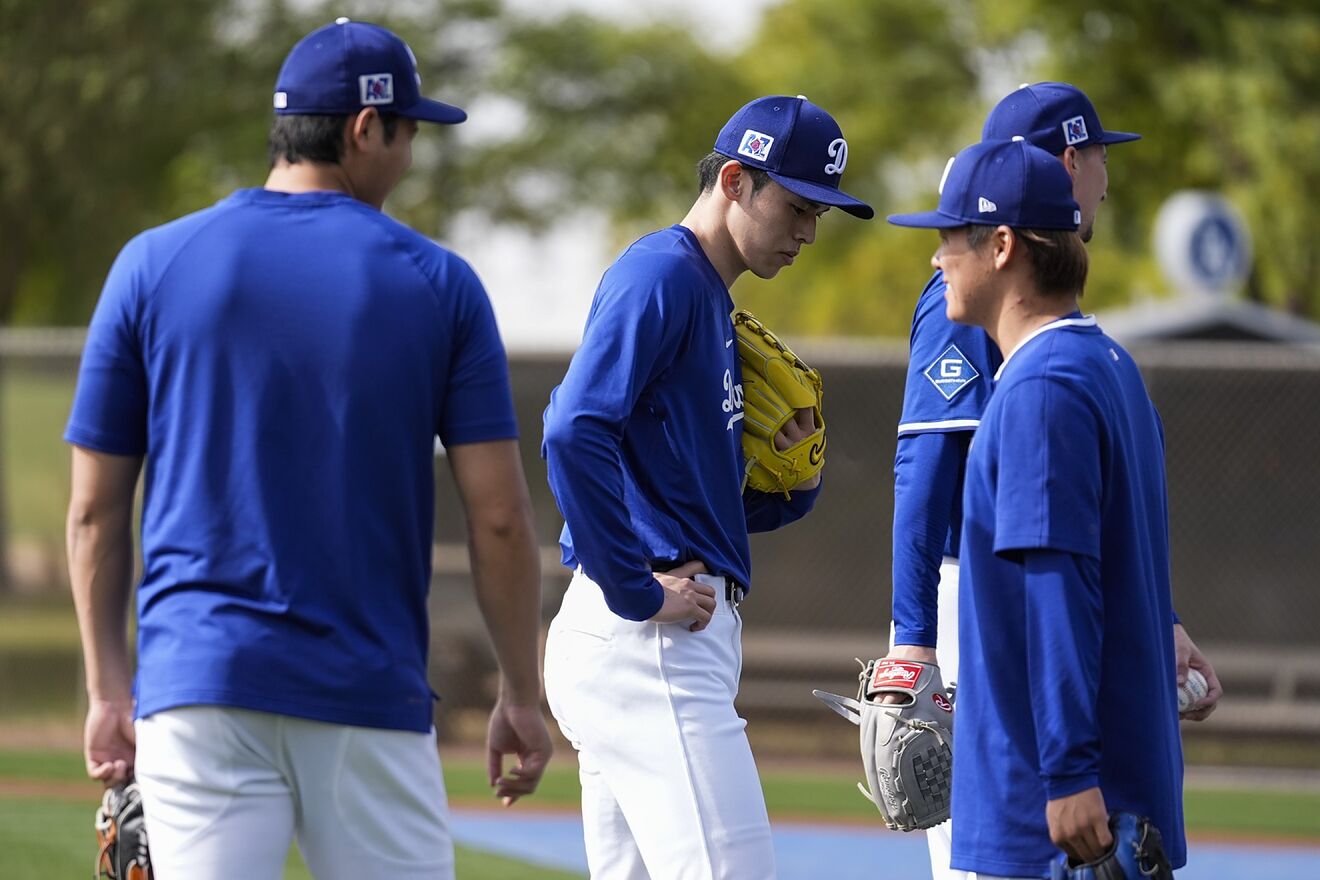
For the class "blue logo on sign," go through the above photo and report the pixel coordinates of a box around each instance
[923,345,979,400]
[1190,214,1245,288]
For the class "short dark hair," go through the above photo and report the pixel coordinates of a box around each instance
[267,112,401,167]
[967,225,1089,297]
[697,151,771,195]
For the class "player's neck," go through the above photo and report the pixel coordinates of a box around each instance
[264,160,374,208]
[679,198,742,289]
[989,289,1081,357]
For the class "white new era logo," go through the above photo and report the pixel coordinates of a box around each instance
[978,197,997,213]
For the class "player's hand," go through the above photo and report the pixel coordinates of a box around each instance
[775,407,822,490]
[774,407,817,450]
[1047,787,1112,864]
[85,698,135,787]
[650,560,717,632]
[877,644,939,704]
[486,695,553,807]
[1173,623,1222,721]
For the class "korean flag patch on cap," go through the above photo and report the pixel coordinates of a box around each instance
[360,73,394,105]
[738,129,774,162]
[1062,115,1089,145]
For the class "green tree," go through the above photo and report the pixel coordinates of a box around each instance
[476,0,1320,330]
[1007,0,1320,315]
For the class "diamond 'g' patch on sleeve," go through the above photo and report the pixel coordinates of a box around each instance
[923,344,980,400]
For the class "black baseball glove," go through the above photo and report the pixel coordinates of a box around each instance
[1049,812,1174,880]
[95,781,154,880]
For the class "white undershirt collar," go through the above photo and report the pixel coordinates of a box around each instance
[993,314,1098,381]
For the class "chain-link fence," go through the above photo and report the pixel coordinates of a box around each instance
[4,332,1319,750]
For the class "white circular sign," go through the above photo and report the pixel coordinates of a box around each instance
[1153,191,1253,297]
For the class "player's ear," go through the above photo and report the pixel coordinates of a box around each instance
[1059,145,1081,181]
[718,161,745,203]
[992,226,1015,270]
[346,108,379,153]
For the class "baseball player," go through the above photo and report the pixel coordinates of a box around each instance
[542,95,872,879]
[886,83,1221,878]
[65,19,551,880]
[890,137,1187,877]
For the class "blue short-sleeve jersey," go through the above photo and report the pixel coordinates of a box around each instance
[952,316,1185,876]
[65,188,517,733]
[542,225,818,620]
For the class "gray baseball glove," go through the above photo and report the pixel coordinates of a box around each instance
[813,658,954,831]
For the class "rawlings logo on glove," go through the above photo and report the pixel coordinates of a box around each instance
[813,658,954,832]
[732,309,825,498]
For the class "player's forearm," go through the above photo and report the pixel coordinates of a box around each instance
[67,505,136,704]
[742,478,822,532]
[1023,549,1104,796]
[543,419,663,619]
[891,432,965,645]
[467,500,544,706]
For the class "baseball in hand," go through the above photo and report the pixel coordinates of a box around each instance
[1178,668,1208,713]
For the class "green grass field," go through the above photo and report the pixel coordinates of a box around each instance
[0,750,584,878]
[3,746,1319,878]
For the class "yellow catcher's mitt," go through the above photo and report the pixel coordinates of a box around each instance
[733,309,825,497]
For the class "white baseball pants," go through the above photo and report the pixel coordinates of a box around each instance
[133,706,454,880]
[891,558,965,880]
[544,569,775,880]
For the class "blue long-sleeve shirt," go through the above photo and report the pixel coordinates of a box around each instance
[543,225,819,620]
[891,270,1001,645]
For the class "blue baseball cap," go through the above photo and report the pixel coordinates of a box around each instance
[713,95,873,220]
[887,139,1080,231]
[274,18,466,124]
[982,82,1139,155]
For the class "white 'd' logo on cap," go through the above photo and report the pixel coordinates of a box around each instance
[824,138,848,175]
[360,73,394,105]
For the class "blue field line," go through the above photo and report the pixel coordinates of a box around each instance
[449,809,1320,879]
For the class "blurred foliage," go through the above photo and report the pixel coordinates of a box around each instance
[484,0,1320,334]
[0,0,500,324]
[1009,0,1320,317]
[3,0,1318,333]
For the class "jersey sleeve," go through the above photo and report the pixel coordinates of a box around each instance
[64,237,150,456]
[990,377,1103,561]
[541,265,693,620]
[436,259,518,446]
[897,273,1001,437]
[743,479,821,532]
[891,431,968,646]
[1022,549,1104,798]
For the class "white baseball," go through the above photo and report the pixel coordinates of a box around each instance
[1178,668,1208,713]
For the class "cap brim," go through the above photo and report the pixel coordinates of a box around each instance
[886,210,968,229]
[1098,130,1140,145]
[400,97,467,125]
[769,172,874,220]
